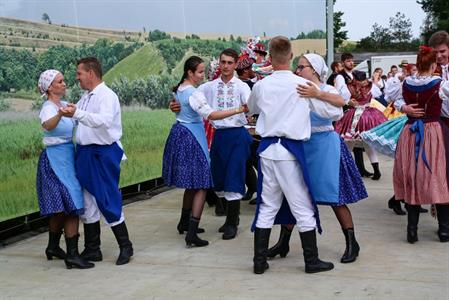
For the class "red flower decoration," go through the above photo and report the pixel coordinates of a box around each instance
[419,45,434,53]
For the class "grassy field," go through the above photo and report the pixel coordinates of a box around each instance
[0,109,175,222]
[103,44,167,84]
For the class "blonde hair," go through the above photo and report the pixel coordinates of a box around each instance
[269,36,292,64]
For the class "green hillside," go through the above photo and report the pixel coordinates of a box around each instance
[103,43,167,84]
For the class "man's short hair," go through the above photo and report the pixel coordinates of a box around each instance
[77,57,103,79]
[390,65,398,70]
[429,30,449,48]
[269,36,291,64]
[219,48,239,63]
[341,52,353,62]
[330,61,341,72]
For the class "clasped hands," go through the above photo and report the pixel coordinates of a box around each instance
[59,103,77,117]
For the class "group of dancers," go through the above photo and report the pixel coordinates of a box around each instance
[36,31,449,273]
[163,31,449,274]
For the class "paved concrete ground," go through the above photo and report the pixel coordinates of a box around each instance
[1,156,448,300]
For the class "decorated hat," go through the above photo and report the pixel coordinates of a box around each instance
[399,59,408,67]
[236,53,255,70]
[254,43,267,55]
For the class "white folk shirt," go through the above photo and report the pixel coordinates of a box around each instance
[73,82,122,146]
[192,76,251,129]
[248,70,342,161]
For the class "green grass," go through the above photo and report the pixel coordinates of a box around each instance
[0,109,175,222]
[103,44,167,84]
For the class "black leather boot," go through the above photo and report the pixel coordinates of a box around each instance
[222,200,240,240]
[353,147,373,177]
[371,162,381,180]
[215,197,227,216]
[111,222,134,265]
[299,229,334,273]
[340,228,360,263]
[177,209,205,234]
[64,235,95,269]
[80,221,103,262]
[405,204,420,244]
[388,195,406,215]
[185,217,209,247]
[45,231,66,260]
[253,227,271,274]
[267,225,292,259]
[205,189,218,207]
[436,204,449,242]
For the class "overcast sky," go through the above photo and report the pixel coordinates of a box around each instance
[0,0,426,40]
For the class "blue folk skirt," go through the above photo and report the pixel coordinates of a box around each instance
[162,123,213,189]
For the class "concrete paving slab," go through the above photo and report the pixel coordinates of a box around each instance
[1,156,448,300]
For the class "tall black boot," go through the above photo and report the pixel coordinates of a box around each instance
[215,197,227,216]
[111,222,134,265]
[185,217,209,247]
[253,227,271,274]
[176,209,205,234]
[45,231,66,260]
[64,235,95,269]
[80,221,102,262]
[371,162,381,180]
[353,148,373,177]
[340,228,360,263]
[299,229,334,273]
[405,204,420,244]
[222,200,240,240]
[242,160,257,201]
[267,225,292,258]
[436,204,449,242]
[388,195,406,215]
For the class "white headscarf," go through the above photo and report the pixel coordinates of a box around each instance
[38,69,60,96]
[304,54,328,83]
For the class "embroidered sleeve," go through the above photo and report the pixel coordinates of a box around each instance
[189,90,214,118]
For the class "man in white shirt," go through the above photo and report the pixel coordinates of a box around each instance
[189,49,253,240]
[248,36,333,275]
[61,57,133,266]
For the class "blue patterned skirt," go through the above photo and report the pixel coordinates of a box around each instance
[162,123,213,189]
[335,139,368,205]
[36,150,83,216]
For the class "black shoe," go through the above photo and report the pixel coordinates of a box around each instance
[64,235,95,269]
[406,204,420,244]
[388,196,406,215]
[353,148,373,177]
[242,191,255,201]
[267,225,292,259]
[436,204,449,242]
[299,230,334,273]
[371,162,381,180]
[419,206,429,213]
[80,221,103,262]
[222,201,240,240]
[340,228,360,263]
[253,228,271,274]
[215,197,227,216]
[177,209,205,234]
[45,231,66,260]
[185,217,209,247]
[111,222,134,265]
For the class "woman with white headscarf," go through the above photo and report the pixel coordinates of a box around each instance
[36,69,94,269]
[267,54,368,264]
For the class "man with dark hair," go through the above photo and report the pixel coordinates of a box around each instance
[326,61,343,86]
[188,48,252,240]
[60,57,133,266]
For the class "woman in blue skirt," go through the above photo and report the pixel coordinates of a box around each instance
[162,56,248,247]
[267,54,368,263]
[36,69,93,269]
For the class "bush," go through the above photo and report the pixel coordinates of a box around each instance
[0,98,10,111]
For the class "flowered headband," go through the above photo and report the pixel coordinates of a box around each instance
[419,45,434,54]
